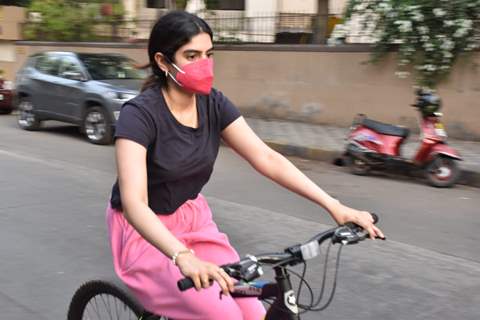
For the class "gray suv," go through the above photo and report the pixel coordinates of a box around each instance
[15,51,145,144]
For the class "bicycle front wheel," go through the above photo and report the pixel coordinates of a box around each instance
[67,279,146,320]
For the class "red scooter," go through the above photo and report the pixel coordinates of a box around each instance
[343,90,462,187]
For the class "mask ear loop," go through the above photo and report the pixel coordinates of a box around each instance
[169,62,186,74]
[162,54,185,87]
[164,66,184,88]
[163,54,186,74]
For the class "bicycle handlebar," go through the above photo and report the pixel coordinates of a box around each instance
[178,213,380,292]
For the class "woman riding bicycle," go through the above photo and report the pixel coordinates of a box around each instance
[107,10,384,320]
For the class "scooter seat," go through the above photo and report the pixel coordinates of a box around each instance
[361,118,410,138]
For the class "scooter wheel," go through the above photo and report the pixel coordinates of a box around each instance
[347,155,371,176]
[425,155,460,188]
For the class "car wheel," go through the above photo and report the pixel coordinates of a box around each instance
[83,106,113,145]
[17,97,41,130]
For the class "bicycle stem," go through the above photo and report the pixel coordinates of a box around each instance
[264,266,301,320]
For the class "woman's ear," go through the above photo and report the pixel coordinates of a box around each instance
[154,52,169,74]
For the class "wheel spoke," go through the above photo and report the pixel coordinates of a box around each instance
[69,281,148,320]
[80,293,144,320]
[90,295,102,319]
[85,305,95,320]
[113,294,120,319]
[100,294,115,320]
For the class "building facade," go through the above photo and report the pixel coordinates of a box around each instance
[121,0,349,42]
[0,6,25,81]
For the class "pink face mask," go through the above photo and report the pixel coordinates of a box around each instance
[167,58,214,95]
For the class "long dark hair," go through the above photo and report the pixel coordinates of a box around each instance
[141,11,213,91]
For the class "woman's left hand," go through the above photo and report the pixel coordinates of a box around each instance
[331,202,385,240]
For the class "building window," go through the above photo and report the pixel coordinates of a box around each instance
[146,0,245,10]
[146,0,166,8]
[206,0,245,10]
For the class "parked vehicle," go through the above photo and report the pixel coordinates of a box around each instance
[0,78,14,114]
[15,51,146,144]
[343,89,462,187]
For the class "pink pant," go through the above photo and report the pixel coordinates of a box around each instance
[106,194,266,320]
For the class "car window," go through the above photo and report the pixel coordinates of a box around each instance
[35,54,61,76]
[23,56,37,68]
[78,54,146,80]
[58,56,84,79]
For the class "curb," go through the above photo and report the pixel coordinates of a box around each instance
[458,169,480,188]
[264,141,339,163]
[263,140,480,189]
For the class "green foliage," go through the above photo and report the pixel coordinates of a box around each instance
[23,0,125,42]
[68,0,121,3]
[339,0,480,88]
[205,0,219,10]
[176,0,187,9]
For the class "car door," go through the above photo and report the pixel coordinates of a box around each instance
[54,55,88,122]
[29,53,62,116]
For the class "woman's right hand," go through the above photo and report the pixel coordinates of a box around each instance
[175,252,234,295]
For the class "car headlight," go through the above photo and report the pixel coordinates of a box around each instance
[107,91,137,102]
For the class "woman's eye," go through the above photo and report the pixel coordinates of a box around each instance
[207,52,214,58]
[187,55,196,60]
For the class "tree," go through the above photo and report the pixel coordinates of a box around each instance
[23,0,95,41]
[23,0,125,41]
[337,0,480,88]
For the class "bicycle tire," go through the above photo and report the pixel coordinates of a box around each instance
[67,279,148,320]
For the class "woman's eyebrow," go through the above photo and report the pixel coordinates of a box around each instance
[183,49,199,54]
[183,47,214,54]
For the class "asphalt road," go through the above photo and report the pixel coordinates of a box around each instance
[0,114,479,320]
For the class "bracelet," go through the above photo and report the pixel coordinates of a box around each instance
[171,249,194,266]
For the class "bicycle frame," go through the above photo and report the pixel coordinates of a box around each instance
[264,266,299,320]
[229,265,299,320]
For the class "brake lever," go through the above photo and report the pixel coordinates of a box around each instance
[332,225,360,245]
[339,221,385,243]
[332,222,384,245]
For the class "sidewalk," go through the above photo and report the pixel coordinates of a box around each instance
[245,117,480,188]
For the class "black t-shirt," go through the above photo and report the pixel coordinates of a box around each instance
[110,85,241,214]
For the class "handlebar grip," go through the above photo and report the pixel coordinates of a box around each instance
[177,278,195,291]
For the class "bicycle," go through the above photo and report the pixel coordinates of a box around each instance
[67,214,382,320]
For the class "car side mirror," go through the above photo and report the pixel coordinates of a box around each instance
[62,71,87,81]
